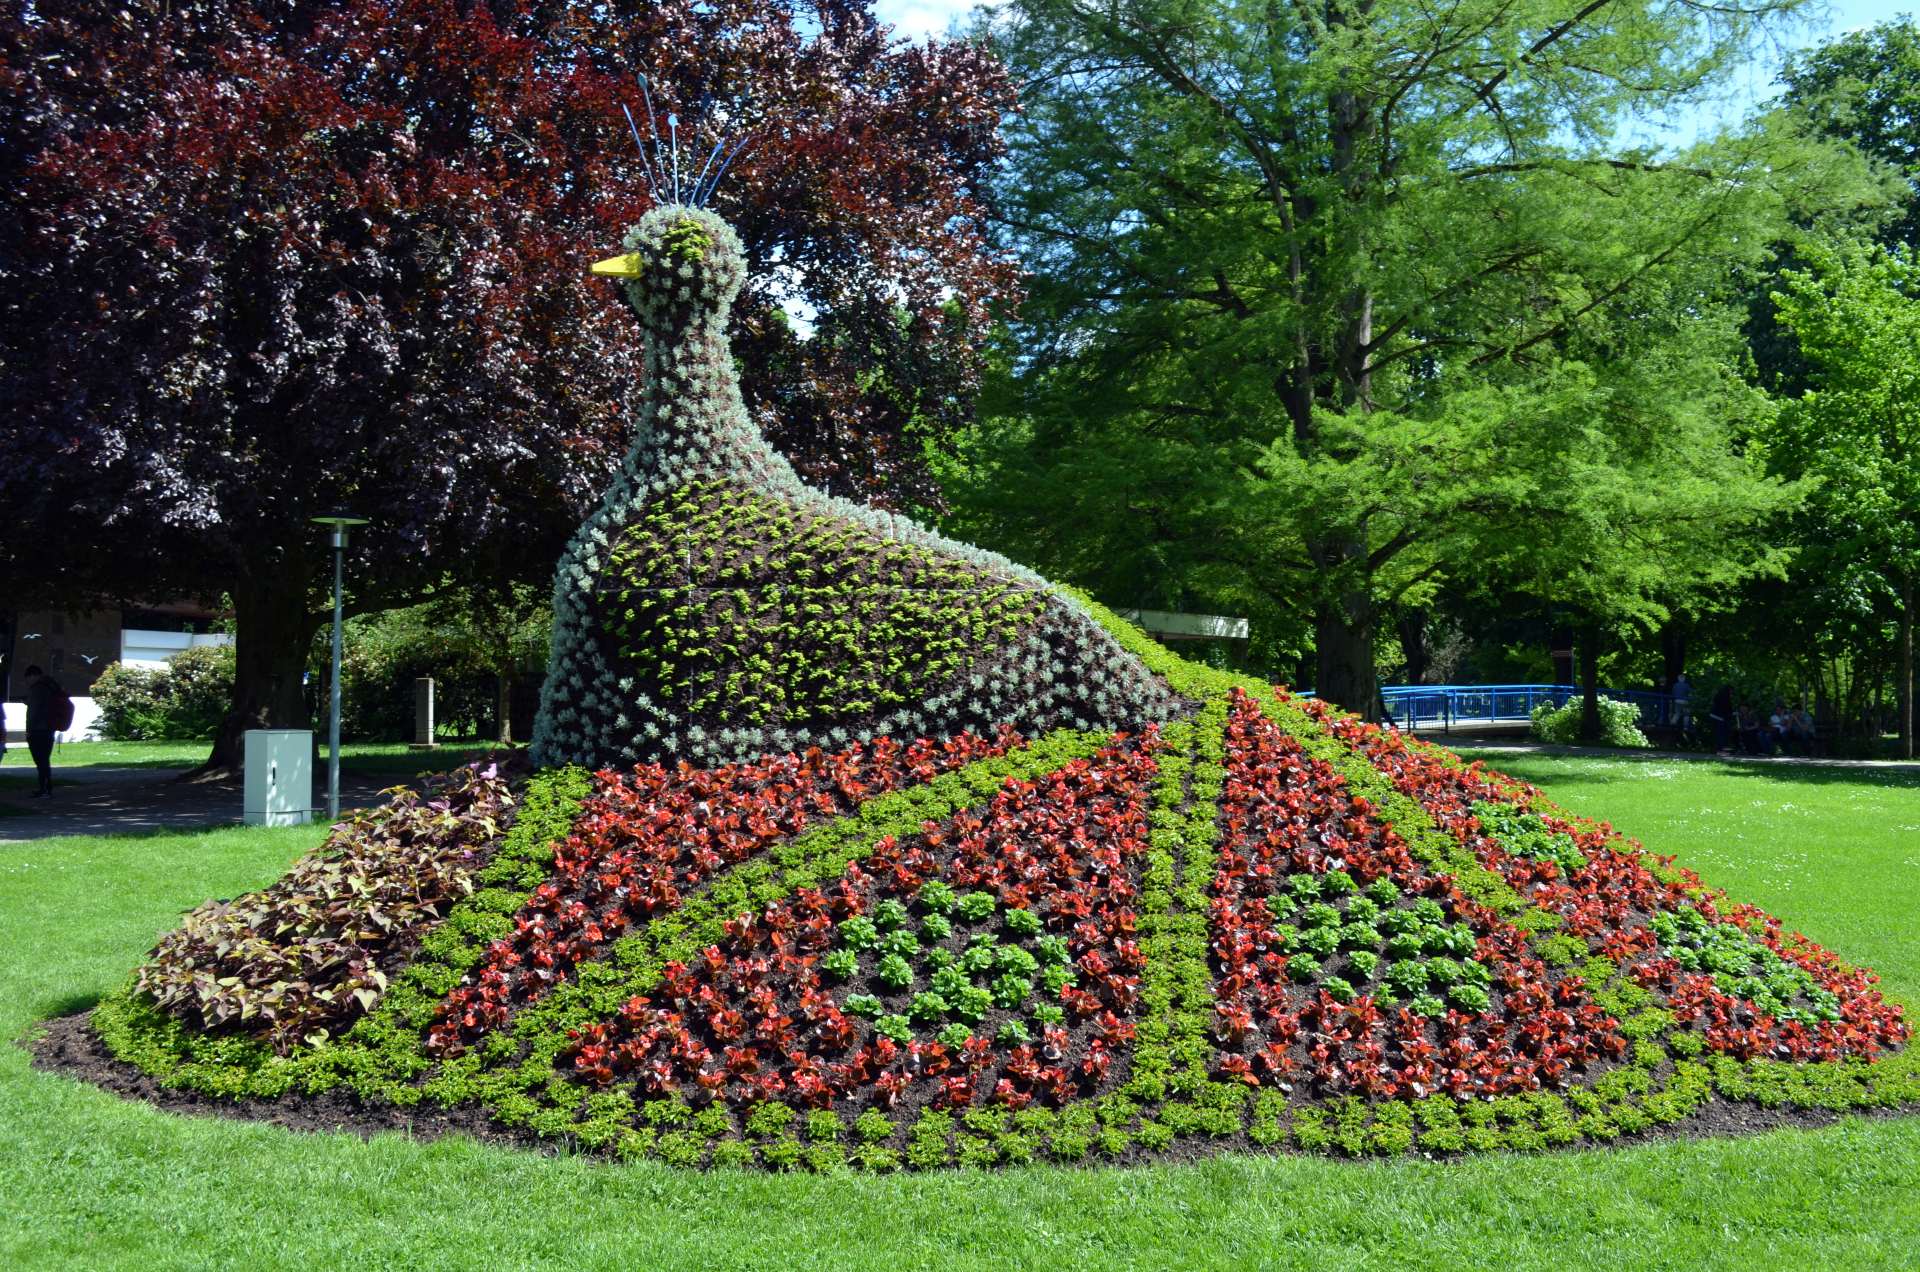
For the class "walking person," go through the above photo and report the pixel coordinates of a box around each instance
[22,665,66,797]
[1708,681,1734,754]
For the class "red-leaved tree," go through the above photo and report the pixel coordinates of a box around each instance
[0,0,1016,772]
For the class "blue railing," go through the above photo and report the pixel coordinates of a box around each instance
[1377,684,1680,732]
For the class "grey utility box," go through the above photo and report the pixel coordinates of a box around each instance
[244,728,313,827]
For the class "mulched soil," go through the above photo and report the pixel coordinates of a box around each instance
[26,1009,1917,1166]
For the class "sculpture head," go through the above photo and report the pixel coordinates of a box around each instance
[592,204,745,326]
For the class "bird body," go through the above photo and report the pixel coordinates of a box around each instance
[530,206,1178,769]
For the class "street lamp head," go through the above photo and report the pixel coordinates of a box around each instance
[311,509,370,549]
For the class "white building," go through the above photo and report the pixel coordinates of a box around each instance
[6,607,231,741]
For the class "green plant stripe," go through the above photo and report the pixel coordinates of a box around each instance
[92,766,595,1101]
[1125,696,1246,1145]
[464,728,1117,1132]
[1256,692,1554,933]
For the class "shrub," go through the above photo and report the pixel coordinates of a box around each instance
[328,601,548,742]
[135,762,518,1051]
[1530,696,1650,748]
[93,644,235,740]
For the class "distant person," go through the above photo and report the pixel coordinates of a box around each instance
[1709,682,1734,754]
[1769,702,1791,753]
[1789,704,1816,754]
[22,665,67,797]
[1671,674,1692,733]
[1737,703,1772,756]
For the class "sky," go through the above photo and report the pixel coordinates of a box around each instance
[871,0,1916,148]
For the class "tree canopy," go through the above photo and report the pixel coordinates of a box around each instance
[952,0,1871,715]
[1765,241,1920,756]
[0,0,1017,767]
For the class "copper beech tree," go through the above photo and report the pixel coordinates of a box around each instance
[0,0,1016,771]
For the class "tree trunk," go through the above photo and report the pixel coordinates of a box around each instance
[1660,622,1687,692]
[1578,625,1603,743]
[198,570,317,779]
[1549,623,1576,686]
[496,670,513,746]
[1397,611,1430,685]
[1900,568,1914,760]
[1316,586,1378,720]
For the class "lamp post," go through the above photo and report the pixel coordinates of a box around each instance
[311,510,369,820]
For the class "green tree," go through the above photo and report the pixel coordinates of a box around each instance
[968,0,1871,715]
[1767,242,1920,757]
[1470,335,1797,740]
[1718,18,1920,746]
[1779,18,1920,252]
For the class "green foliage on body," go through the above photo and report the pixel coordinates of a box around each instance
[603,480,1045,725]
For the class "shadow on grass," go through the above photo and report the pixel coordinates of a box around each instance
[37,989,101,1020]
[335,745,506,778]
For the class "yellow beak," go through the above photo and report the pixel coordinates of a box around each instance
[591,253,644,277]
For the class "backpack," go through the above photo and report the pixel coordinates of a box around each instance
[50,687,75,733]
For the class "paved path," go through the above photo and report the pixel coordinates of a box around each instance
[0,766,411,841]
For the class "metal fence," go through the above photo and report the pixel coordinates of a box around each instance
[1377,684,1681,732]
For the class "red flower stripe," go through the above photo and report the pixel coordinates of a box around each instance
[1210,689,1625,1098]
[427,729,1016,1055]
[555,733,1158,1111]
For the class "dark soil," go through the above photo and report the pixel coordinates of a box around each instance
[25,1009,1917,1167]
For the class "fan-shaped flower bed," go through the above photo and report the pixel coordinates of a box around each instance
[40,194,1918,1166]
[59,625,1918,1168]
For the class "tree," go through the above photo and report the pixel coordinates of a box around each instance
[970,0,1870,715]
[419,579,549,746]
[1719,18,1920,744]
[0,0,1017,772]
[1468,324,1797,740]
[1779,19,1920,253]
[1767,242,1920,758]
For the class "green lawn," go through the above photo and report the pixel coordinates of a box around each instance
[0,738,506,775]
[3,754,1918,1269]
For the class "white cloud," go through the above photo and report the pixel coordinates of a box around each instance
[873,0,986,41]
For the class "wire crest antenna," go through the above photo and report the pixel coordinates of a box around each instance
[621,74,755,209]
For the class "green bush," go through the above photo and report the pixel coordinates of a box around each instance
[325,601,548,742]
[1529,696,1650,747]
[92,644,235,740]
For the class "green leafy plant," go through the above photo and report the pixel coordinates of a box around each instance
[958,892,998,922]
[875,954,915,990]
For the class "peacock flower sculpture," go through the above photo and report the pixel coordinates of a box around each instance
[528,200,1178,770]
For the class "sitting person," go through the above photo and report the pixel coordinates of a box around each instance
[1788,704,1818,754]
[1769,703,1792,754]
[1737,704,1773,755]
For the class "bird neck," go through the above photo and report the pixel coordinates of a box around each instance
[623,305,772,490]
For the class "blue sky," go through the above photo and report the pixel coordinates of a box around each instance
[872,0,1915,148]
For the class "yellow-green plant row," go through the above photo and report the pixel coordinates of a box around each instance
[600,479,1046,725]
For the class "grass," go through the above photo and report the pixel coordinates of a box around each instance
[2,755,1918,1269]
[0,738,507,776]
